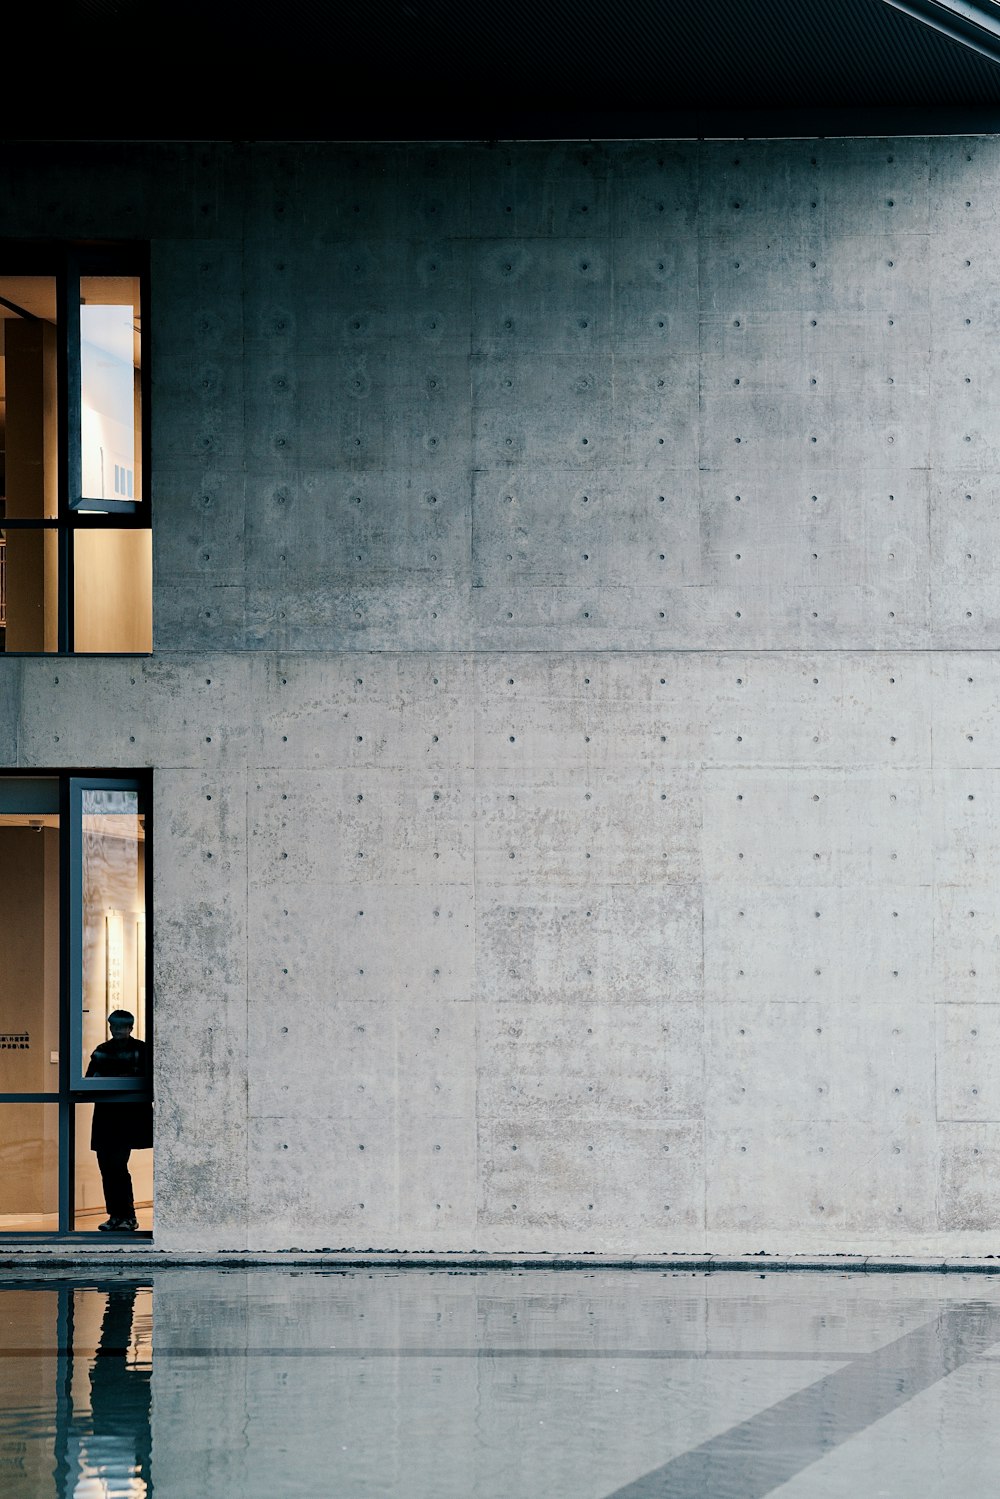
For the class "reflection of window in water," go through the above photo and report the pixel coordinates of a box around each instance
[70,1286,152,1497]
[0,1283,152,1497]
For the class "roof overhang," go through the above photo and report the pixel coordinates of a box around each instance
[882,0,1000,64]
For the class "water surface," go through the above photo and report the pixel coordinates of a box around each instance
[2,1267,1000,1497]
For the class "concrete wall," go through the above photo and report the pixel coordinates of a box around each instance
[1,136,999,1251]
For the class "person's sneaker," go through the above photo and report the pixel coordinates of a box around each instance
[119,1217,138,1232]
[97,1217,124,1231]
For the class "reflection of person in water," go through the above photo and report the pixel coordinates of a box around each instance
[86,1284,152,1494]
[86,1009,153,1233]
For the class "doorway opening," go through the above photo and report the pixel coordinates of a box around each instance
[0,773,152,1236]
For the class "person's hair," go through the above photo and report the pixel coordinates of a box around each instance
[108,1009,135,1026]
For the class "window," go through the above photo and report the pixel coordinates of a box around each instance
[0,243,151,654]
[0,774,152,1235]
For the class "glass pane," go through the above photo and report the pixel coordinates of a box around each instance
[0,276,58,522]
[74,527,152,653]
[0,794,60,1091]
[81,788,148,1081]
[0,1103,58,1229]
[80,277,141,504]
[75,1103,153,1233]
[0,276,58,651]
[0,524,58,652]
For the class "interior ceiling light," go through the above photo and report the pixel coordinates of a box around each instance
[881,0,1000,66]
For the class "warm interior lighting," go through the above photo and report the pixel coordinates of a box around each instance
[81,304,137,501]
[105,909,124,1014]
[0,270,150,653]
[80,277,142,506]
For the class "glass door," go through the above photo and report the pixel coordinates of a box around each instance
[0,774,151,1236]
[0,778,61,1231]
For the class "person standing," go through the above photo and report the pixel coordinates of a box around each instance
[86,1009,153,1232]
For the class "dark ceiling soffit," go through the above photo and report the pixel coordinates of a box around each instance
[882,0,1000,64]
[329,107,1000,140]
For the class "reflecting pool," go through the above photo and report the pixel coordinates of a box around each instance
[3,1268,1000,1497]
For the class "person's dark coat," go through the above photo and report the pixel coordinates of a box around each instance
[86,1037,153,1151]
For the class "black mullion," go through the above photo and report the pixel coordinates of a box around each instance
[144,773,153,1083]
[59,1098,73,1235]
[59,527,73,654]
[69,499,141,517]
[56,252,76,653]
[140,247,151,515]
[61,248,82,517]
[66,510,145,529]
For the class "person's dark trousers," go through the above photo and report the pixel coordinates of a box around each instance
[96,1145,135,1220]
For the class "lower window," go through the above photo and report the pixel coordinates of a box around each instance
[0,773,152,1235]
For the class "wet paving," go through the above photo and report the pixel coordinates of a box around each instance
[2,1267,1000,1496]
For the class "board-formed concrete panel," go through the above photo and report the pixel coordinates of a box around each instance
[477,998,703,1123]
[472,468,701,590]
[17,657,252,769]
[705,1001,936,1124]
[477,1117,705,1252]
[0,663,21,764]
[707,1118,938,1238]
[152,766,249,1249]
[705,883,935,1007]
[938,1123,1000,1231]
[475,767,701,887]
[935,1003,1000,1122]
[703,768,934,888]
[475,884,702,1007]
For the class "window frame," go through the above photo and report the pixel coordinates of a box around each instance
[0,240,151,655]
[0,768,153,1238]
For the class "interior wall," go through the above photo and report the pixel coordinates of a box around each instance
[3,137,1000,1252]
[4,318,58,652]
[74,529,152,654]
[0,827,49,1094]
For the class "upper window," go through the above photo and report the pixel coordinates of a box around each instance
[0,242,152,654]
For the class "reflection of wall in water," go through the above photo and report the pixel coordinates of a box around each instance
[0,827,59,1216]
